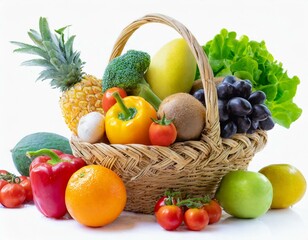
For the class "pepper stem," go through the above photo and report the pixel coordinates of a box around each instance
[135,83,161,111]
[112,92,137,121]
[26,149,62,165]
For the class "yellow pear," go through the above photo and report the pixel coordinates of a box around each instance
[145,38,196,100]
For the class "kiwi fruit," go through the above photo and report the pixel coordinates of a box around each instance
[157,93,206,141]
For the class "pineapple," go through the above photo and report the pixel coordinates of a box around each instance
[12,17,103,134]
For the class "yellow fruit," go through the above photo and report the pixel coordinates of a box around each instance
[259,164,306,209]
[145,38,196,99]
[65,165,127,227]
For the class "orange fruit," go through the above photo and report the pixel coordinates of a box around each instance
[259,164,306,209]
[65,165,127,227]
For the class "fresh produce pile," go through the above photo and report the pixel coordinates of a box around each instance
[195,29,302,129]
[154,190,222,231]
[1,15,306,232]
[12,18,302,145]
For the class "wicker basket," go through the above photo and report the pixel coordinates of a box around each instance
[70,13,268,214]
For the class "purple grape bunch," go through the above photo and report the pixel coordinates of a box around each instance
[192,75,275,138]
[217,76,274,138]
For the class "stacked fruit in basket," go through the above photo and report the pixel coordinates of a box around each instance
[11,18,301,146]
[5,16,306,231]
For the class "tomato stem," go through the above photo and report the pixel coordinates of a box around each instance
[177,195,211,209]
[0,171,21,183]
[152,114,174,126]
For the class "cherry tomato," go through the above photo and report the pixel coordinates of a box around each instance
[0,183,26,208]
[0,170,8,175]
[202,199,222,224]
[102,87,127,113]
[20,178,33,202]
[154,196,177,214]
[149,115,177,146]
[19,176,29,182]
[0,180,8,191]
[155,205,183,231]
[154,196,168,213]
[184,208,209,231]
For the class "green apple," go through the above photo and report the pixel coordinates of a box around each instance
[145,38,196,100]
[215,170,273,219]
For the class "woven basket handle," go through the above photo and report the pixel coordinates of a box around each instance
[108,13,221,143]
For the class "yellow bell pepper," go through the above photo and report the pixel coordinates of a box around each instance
[105,92,157,145]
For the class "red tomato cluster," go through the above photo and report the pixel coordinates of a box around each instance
[154,191,222,231]
[0,169,33,208]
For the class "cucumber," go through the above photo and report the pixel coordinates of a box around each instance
[11,132,72,176]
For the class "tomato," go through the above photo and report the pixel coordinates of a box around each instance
[149,115,177,146]
[215,170,273,218]
[154,196,168,213]
[202,199,222,224]
[155,205,183,231]
[19,176,29,182]
[0,183,26,208]
[0,170,13,190]
[0,180,8,191]
[154,195,177,213]
[0,170,8,175]
[102,87,127,113]
[184,208,209,231]
[20,178,33,202]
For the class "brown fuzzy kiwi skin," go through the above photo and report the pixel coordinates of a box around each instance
[157,93,206,141]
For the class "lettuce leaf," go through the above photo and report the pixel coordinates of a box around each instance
[197,29,302,128]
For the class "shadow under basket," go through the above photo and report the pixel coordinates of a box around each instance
[70,13,268,214]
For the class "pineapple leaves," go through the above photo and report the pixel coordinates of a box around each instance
[37,69,61,82]
[55,25,77,64]
[28,29,44,48]
[55,25,71,35]
[39,17,53,42]
[65,35,76,61]
[43,41,66,64]
[11,17,84,91]
[11,41,49,59]
[21,59,51,67]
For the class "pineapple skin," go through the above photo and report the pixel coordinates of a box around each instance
[59,75,104,135]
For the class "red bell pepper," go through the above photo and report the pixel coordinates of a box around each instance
[27,149,86,218]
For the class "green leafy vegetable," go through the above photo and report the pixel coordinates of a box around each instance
[196,29,302,128]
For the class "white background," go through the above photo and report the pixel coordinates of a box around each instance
[1,0,308,239]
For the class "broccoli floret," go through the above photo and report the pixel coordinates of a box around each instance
[102,50,161,110]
